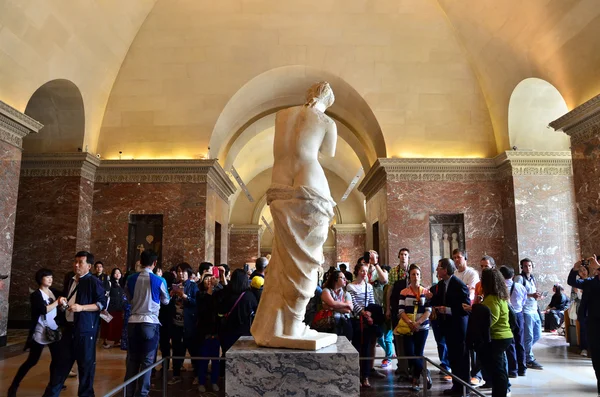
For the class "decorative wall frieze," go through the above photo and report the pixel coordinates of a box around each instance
[0,100,43,149]
[21,152,100,181]
[95,159,236,201]
[495,151,573,178]
[332,223,366,235]
[550,93,600,145]
[229,224,264,235]
[359,152,573,199]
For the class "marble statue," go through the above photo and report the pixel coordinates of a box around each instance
[443,232,450,258]
[451,232,459,252]
[251,82,338,350]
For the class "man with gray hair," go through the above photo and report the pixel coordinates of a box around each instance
[428,258,471,396]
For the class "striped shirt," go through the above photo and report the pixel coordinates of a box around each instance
[398,285,432,331]
[346,281,375,317]
[126,268,170,324]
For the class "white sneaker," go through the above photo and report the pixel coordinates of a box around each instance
[198,385,206,392]
[581,349,588,357]
[212,384,220,392]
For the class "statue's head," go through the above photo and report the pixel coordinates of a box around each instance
[305,81,335,109]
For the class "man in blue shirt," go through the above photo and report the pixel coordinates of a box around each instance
[124,249,170,397]
[43,251,107,397]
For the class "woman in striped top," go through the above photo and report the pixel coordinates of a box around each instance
[398,264,432,391]
[347,262,377,388]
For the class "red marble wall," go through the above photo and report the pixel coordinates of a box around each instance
[91,182,207,273]
[323,249,336,270]
[10,175,92,321]
[386,180,504,285]
[335,233,366,271]
[229,233,260,269]
[572,136,600,256]
[512,174,579,306]
[0,141,23,342]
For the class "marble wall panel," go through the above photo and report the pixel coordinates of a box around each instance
[365,187,389,264]
[499,174,519,268]
[76,178,94,251]
[323,249,336,270]
[572,136,600,256]
[512,174,579,307]
[10,176,83,322]
[205,185,229,265]
[0,141,23,342]
[228,233,260,269]
[335,232,366,271]
[385,180,504,285]
[91,182,207,273]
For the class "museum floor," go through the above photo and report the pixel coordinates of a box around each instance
[0,330,596,397]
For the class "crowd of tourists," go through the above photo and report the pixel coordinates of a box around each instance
[6,247,599,397]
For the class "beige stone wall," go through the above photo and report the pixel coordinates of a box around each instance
[98,0,496,160]
[0,0,157,153]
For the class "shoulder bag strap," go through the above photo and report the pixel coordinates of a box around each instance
[510,282,515,297]
[226,291,246,318]
[67,281,79,302]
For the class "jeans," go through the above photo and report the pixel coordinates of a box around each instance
[523,311,541,362]
[403,329,429,380]
[125,323,160,397]
[481,338,512,397]
[431,320,450,370]
[377,323,395,359]
[197,337,220,385]
[10,340,60,392]
[43,325,98,397]
[506,311,526,375]
[171,325,197,377]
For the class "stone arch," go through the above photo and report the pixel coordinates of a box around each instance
[23,79,85,153]
[209,65,385,169]
[508,78,570,151]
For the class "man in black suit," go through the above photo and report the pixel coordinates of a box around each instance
[427,258,471,396]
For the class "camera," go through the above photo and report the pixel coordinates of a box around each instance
[582,259,590,268]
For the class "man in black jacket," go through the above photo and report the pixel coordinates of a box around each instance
[428,258,471,396]
[567,257,600,395]
[43,251,107,397]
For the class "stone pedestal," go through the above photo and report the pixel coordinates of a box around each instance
[226,336,359,397]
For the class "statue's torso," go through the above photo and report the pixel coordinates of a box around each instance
[272,106,333,198]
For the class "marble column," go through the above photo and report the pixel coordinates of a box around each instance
[333,223,366,271]
[0,101,42,346]
[551,94,600,257]
[10,153,99,324]
[359,158,502,284]
[228,224,263,269]
[496,151,579,305]
[91,159,236,270]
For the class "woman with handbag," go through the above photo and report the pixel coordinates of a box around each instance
[8,268,65,397]
[316,270,353,340]
[347,263,380,388]
[395,264,432,392]
[101,268,127,348]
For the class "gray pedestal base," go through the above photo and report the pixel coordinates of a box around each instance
[226,336,360,397]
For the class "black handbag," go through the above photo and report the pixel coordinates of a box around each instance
[42,315,62,343]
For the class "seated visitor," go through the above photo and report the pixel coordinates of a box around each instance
[544,284,569,333]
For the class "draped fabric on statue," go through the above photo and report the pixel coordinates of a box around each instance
[251,183,335,343]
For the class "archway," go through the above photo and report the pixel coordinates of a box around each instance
[23,79,85,153]
[508,78,570,151]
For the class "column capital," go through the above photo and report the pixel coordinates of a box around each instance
[0,100,43,149]
[550,93,600,145]
[21,152,100,181]
[229,224,264,235]
[332,223,366,235]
